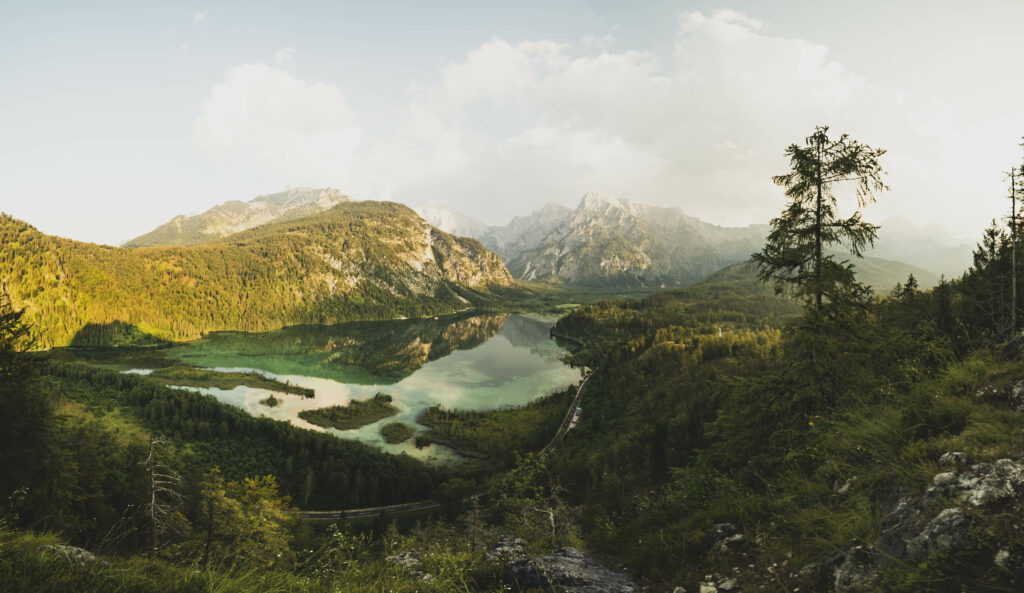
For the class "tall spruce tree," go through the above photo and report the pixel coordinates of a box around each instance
[752,126,888,313]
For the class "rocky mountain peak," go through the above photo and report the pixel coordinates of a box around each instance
[578,192,631,214]
[255,187,348,208]
[124,187,350,247]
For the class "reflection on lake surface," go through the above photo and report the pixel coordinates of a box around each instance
[123,313,580,464]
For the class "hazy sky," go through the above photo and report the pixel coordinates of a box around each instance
[3,1,1024,245]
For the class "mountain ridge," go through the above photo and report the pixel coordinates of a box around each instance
[0,201,513,347]
[124,187,350,247]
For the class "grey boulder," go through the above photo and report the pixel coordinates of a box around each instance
[505,547,634,593]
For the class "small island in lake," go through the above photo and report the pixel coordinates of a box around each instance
[379,421,415,444]
[148,365,314,397]
[259,394,281,407]
[298,393,399,430]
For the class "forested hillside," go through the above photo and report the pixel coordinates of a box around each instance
[0,201,513,347]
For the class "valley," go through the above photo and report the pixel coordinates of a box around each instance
[0,147,1016,593]
[8,5,1024,591]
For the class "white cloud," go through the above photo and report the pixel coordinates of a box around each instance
[274,46,296,66]
[193,63,362,188]
[194,9,1010,234]
[192,10,207,23]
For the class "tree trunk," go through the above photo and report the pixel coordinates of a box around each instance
[147,437,157,560]
[202,497,214,568]
[1013,169,1018,336]
[815,140,823,312]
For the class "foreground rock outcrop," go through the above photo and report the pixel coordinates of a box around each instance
[504,547,634,593]
[825,457,1024,590]
[485,535,527,562]
[38,544,105,566]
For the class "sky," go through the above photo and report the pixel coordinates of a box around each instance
[3,1,1024,246]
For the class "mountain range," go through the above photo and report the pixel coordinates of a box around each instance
[418,193,952,289]
[0,201,511,347]
[4,188,965,348]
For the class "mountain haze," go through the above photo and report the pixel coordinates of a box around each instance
[124,187,349,247]
[425,193,769,288]
[1,202,512,347]
[867,216,973,278]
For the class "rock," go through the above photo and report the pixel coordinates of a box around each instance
[995,549,1011,568]
[924,472,960,501]
[905,508,969,562]
[836,477,856,496]
[386,550,421,570]
[504,547,634,593]
[939,451,968,467]
[964,460,1024,506]
[703,523,738,550]
[833,546,878,592]
[37,545,105,566]
[716,576,740,591]
[386,550,433,582]
[698,581,717,593]
[486,535,527,562]
[718,533,746,552]
[872,494,923,568]
[672,587,688,593]
[976,380,1024,412]
[925,459,1024,507]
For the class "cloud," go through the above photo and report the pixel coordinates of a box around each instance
[194,9,997,232]
[193,63,362,188]
[274,47,296,66]
[192,10,207,23]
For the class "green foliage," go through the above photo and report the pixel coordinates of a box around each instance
[416,389,572,465]
[0,521,508,593]
[543,250,1013,586]
[149,365,314,397]
[192,470,297,569]
[752,125,887,312]
[36,362,441,516]
[298,393,399,431]
[379,422,415,444]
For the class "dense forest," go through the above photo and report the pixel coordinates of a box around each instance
[0,201,513,348]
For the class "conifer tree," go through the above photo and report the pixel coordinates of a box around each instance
[752,126,888,313]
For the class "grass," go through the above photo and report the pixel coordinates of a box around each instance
[148,365,314,397]
[0,524,505,593]
[380,422,415,444]
[298,393,399,431]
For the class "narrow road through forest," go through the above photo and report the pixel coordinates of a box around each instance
[300,361,593,521]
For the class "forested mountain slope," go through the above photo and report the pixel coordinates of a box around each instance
[0,201,513,347]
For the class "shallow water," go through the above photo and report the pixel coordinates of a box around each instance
[123,313,580,464]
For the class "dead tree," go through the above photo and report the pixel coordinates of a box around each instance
[140,435,183,559]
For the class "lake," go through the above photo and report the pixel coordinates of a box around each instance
[121,313,581,464]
